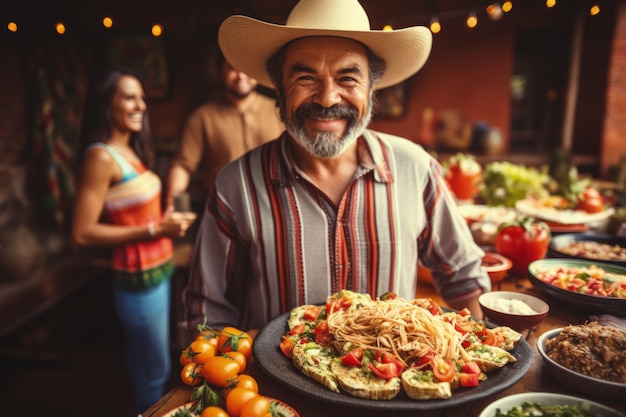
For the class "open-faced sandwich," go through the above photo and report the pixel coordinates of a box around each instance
[279,290,521,401]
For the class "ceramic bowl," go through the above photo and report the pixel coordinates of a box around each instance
[478,291,549,332]
[482,252,513,283]
[478,392,625,417]
[537,327,626,401]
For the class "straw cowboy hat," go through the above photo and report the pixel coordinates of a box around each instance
[218,0,433,90]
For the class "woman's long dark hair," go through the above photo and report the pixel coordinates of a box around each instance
[78,66,154,168]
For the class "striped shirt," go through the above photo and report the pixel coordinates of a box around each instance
[182,130,490,331]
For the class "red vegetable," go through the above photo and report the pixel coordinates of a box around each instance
[496,217,550,274]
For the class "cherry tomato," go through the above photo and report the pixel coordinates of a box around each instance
[279,336,296,358]
[461,361,482,375]
[200,406,230,417]
[202,355,241,387]
[341,347,364,366]
[368,362,401,379]
[224,351,247,373]
[226,387,259,417]
[240,395,272,417]
[180,362,203,386]
[431,357,455,382]
[190,339,217,364]
[458,372,480,387]
[576,188,604,213]
[232,374,259,393]
[312,320,333,344]
[180,345,195,366]
[218,327,253,359]
[496,217,550,274]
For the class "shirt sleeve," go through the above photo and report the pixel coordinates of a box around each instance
[171,110,206,174]
[180,192,246,331]
[418,158,491,301]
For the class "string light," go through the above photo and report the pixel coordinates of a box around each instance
[102,16,113,28]
[466,11,478,29]
[502,1,513,13]
[55,22,66,35]
[429,17,441,34]
[7,22,18,33]
[486,3,503,21]
[590,4,600,16]
[151,23,163,37]
[546,0,556,8]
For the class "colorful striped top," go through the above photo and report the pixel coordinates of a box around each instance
[92,143,174,290]
[182,130,490,330]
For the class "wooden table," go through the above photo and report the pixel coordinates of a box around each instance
[143,274,626,417]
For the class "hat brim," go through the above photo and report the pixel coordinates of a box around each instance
[218,15,433,90]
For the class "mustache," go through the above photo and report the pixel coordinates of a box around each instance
[295,102,358,123]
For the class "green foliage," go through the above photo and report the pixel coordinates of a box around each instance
[480,162,550,207]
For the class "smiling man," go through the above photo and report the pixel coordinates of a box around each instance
[182,0,491,335]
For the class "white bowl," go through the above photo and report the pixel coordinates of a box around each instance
[478,291,549,332]
[478,392,625,417]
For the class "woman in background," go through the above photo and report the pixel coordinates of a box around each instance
[72,67,196,413]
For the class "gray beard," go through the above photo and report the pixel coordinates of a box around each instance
[280,100,372,159]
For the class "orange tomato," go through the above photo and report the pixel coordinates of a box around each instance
[218,326,253,359]
[226,387,259,417]
[200,406,229,417]
[180,362,203,386]
[190,339,217,364]
[179,345,195,366]
[224,351,247,373]
[202,355,241,387]
[240,396,272,417]
[232,374,259,393]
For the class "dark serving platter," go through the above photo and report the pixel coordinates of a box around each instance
[548,233,626,266]
[253,310,534,411]
[528,258,626,315]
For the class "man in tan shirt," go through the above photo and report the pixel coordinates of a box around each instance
[166,54,284,209]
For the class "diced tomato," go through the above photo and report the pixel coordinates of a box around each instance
[431,357,455,383]
[460,361,481,375]
[428,299,442,315]
[279,337,295,358]
[368,362,402,380]
[375,351,406,373]
[313,320,333,344]
[325,294,352,314]
[482,328,497,346]
[415,352,435,368]
[341,347,364,366]
[288,323,306,335]
[459,307,471,317]
[303,305,321,321]
[458,372,480,387]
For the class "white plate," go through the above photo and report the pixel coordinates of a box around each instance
[478,392,625,417]
[515,198,614,224]
[457,204,518,225]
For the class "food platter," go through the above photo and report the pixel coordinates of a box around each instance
[515,198,614,225]
[528,259,626,315]
[253,311,534,411]
[160,398,300,417]
[478,392,625,417]
[537,328,626,401]
[548,233,626,266]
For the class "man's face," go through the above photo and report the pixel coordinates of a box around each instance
[278,36,373,159]
[222,60,258,99]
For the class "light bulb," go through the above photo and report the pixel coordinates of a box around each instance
[151,24,163,37]
[103,16,113,28]
[56,22,66,35]
[546,0,556,8]
[590,5,600,15]
[429,17,441,34]
[486,3,503,21]
[7,22,18,33]
[466,11,478,29]
[502,1,513,13]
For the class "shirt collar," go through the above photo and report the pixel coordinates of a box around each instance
[269,129,394,187]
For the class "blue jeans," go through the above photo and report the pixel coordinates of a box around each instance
[113,278,171,413]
